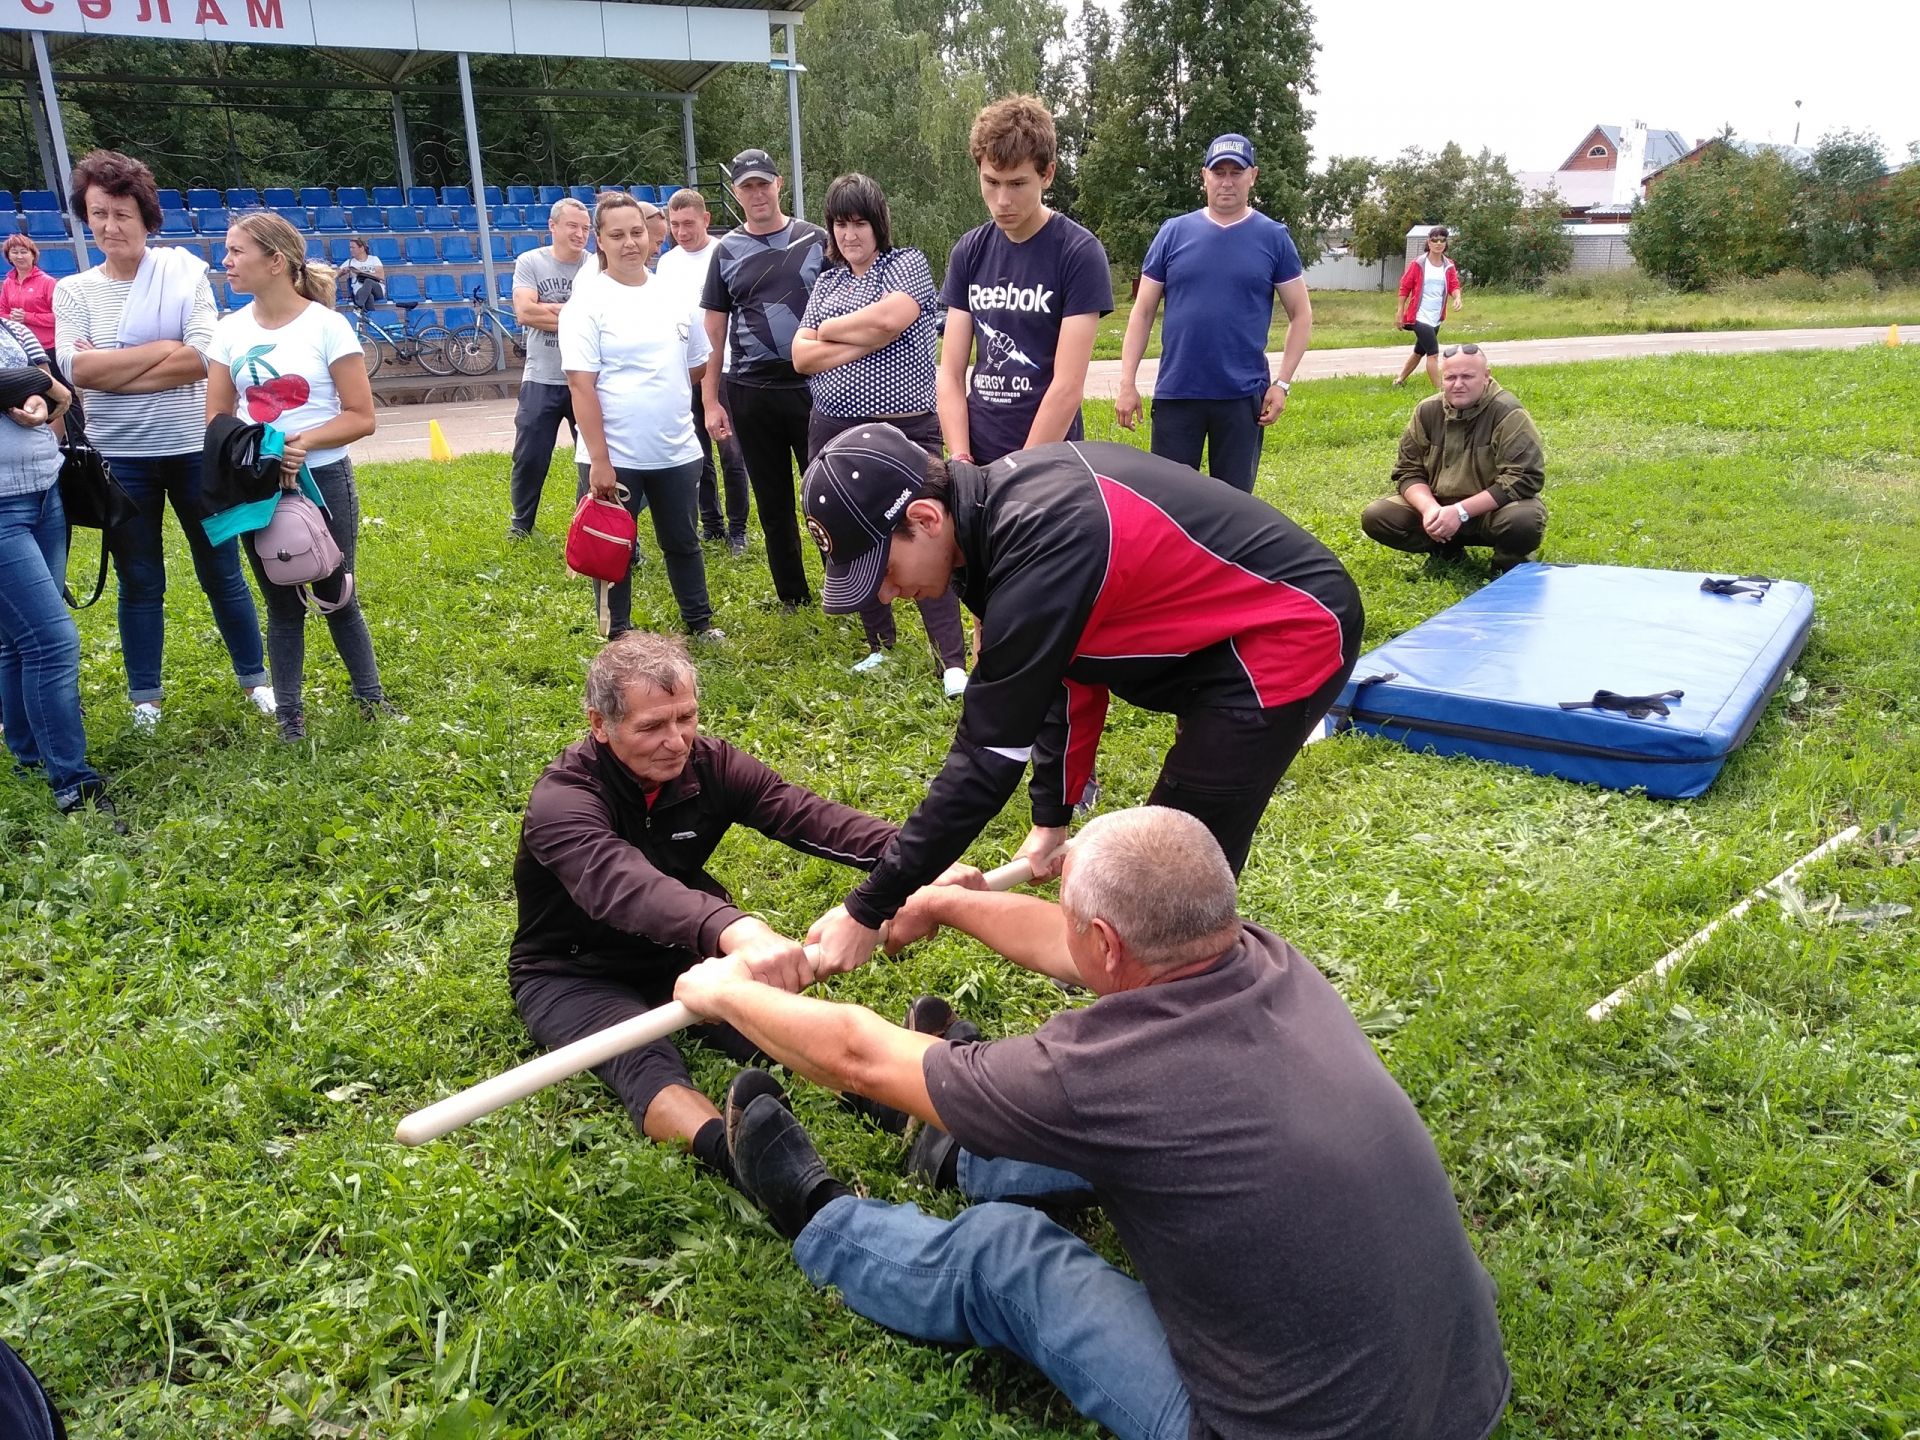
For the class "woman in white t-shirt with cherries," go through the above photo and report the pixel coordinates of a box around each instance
[561,191,720,642]
[207,212,395,743]
[1393,225,1464,389]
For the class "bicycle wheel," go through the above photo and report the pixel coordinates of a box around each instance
[413,324,456,377]
[359,326,384,380]
[446,325,502,377]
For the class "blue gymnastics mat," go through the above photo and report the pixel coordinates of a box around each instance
[1328,563,1813,798]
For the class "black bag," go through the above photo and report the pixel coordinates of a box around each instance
[48,355,137,609]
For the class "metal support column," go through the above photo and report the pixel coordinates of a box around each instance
[457,52,503,371]
[27,85,59,205]
[391,92,415,194]
[29,32,87,271]
[681,94,697,189]
[779,21,804,220]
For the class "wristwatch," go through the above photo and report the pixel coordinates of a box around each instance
[1272,378,1291,393]
[1455,503,1470,526]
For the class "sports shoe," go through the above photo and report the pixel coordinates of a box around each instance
[507,526,532,542]
[905,1118,959,1190]
[692,626,727,645]
[277,711,307,743]
[57,783,127,834]
[130,702,161,733]
[728,1092,840,1240]
[941,666,968,699]
[358,698,409,724]
[1071,775,1102,821]
[728,535,748,557]
[846,995,978,1134]
[246,685,277,715]
[851,649,888,674]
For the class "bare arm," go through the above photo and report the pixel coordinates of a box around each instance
[1022,311,1100,449]
[513,284,564,333]
[816,291,921,349]
[279,354,376,474]
[205,359,237,424]
[937,308,975,458]
[566,369,616,499]
[1114,278,1164,431]
[888,886,1080,985]
[700,308,731,438]
[1257,277,1313,425]
[68,339,198,392]
[791,326,873,376]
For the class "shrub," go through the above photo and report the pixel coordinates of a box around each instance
[1543,265,1669,302]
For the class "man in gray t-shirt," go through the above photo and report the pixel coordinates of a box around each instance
[674,807,1511,1440]
[507,198,590,538]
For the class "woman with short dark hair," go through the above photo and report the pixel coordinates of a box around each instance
[794,173,967,697]
[52,148,273,732]
[1394,226,1463,389]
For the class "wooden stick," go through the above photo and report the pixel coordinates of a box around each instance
[1585,825,1860,1022]
[395,855,1043,1145]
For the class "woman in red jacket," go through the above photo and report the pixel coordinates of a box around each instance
[1,234,56,351]
[1393,225,1462,389]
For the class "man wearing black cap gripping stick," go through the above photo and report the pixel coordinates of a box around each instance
[800,425,1364,976]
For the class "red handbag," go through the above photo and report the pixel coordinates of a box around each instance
[565,489,636,583]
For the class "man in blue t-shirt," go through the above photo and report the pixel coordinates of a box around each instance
[1116,133,1313,493]
[938,97,1113,466]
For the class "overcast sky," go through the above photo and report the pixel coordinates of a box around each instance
[1253,0,1920,171]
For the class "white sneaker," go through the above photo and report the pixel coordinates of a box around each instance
[941,666,968,699]
[131,701,162,732]
[693,626,727,644]
[851,650,888,673]
[247,684,278,715]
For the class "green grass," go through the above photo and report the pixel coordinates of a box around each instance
[1092,269,1920,359]
[5,346,1919,1438]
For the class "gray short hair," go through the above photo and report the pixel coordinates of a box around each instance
[1060,808,1239,968]
[666,188,707,214]
[584,632,696,722]
[548,197,590,226]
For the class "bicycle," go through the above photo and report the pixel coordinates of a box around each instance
[444,285,529,376]
[348,300,455,378]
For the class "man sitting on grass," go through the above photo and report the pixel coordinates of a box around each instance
[674,806,1511,1440]
[1361,343,1547,578]
[508,630,898,1190]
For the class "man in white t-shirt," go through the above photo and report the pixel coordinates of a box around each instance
[656,189,749,553]
[508,198,591,539]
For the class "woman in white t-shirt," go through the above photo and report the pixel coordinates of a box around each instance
[1394,225,1464,389]
[561,192,720,641]
[207,212,394,743]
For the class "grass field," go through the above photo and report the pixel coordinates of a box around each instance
[4,346,1918,1438]
[1091,270,1920,359]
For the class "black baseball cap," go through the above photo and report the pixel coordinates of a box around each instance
[730,149,779,183]
[801,424,930,614]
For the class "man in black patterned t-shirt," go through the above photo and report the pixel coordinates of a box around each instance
[700,149,826,609]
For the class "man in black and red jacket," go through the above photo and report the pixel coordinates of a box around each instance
[801,423,1362,975]
[510,630,898,1190]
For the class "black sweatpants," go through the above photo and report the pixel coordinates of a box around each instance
[1148,394,1267,494]
[725,379,813,606]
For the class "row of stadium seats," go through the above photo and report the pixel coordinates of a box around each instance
[4,183,683,215]
[154,231,584,266]
[136,204,578,237]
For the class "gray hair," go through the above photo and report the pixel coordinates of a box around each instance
[1060,808,1239,968]
[666,188,707,214]
[548,196,590,225]
[584,632,696,722]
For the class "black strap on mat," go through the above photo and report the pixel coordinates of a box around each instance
[1699,574,1775,598]
[1333,671,1399,734]
[1559,688,1685,719]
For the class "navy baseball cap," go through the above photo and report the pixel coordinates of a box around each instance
[801,424,930,613]
[1204,134,1256,169]
[730,148,779,183]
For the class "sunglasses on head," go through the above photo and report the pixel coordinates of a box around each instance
[1441,344,1480,358]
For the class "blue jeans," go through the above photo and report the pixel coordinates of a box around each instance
[0,485,103,805]
[104,452,268,703]
[792,1158,1191,1440]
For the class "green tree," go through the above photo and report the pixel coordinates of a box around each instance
[1629,143,1804,289]
[1797,129,1888,276]
[1351,143,1469,265]
[1299,154,1375,266]
[1875,147,1920,277]
[1078,0,1316,271]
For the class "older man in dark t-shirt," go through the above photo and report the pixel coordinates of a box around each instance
[675,807,1510,1440]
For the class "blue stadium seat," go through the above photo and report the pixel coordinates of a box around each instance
[406,307,441,333]
[20,190,58,212]
[440,306,476,330]
[483,185,502,205]
[25,212,67,238]
[568,184,595,205]
[422,272,460,303]
[441,185,472,206]
[366,306,402,332]
[262,187,297,207]
[0,190,12,212]
[537,184,565,205]
[386,274,423,305]
[159,211,196,236]
[489,234,511,262]
[634,185,659,204]
[349,206,386,232]
[206,241,228,269]
[298,187,331,208]
[183,187,220,210]
[157,188,185,211]
[273,207,309,230]
[440,235,477,265]
[659,184,682,203]
[510,233,543,257]
[419,206,455,232]
[371,186,404,207]
[407,186,436,207]
[160,239,208,262]
[489,205,522,230]
[448,204,475,229]
[507,184,536,207]
[496,272,515,300]
[313,207,351,234]
[224,187,259,208]
[40,249,77,277]
[403,235,440,265]
[454,271,486,301]
[369,236,402,263]
[194,207,230,233]
[336,186,368,208]
[305,237,327,261]
[223,282,253,309]
[327,238,353,263]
